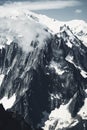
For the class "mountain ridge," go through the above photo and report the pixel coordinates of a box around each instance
[0,5,87,130]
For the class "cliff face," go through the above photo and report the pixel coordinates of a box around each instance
[0,5,87,130]
[0,24,87,130]
[0,104,32,130]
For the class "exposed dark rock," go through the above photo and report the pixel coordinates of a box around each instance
[0,104,32,130]
[0,25,87,130]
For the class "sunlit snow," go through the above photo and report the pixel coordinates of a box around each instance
[0,94,16,110]
[0,74,4,87]
[65,55,74,65]
[77,89,87,119]
[78,98,87,119]
[80,70,87,78]
[65,55,87,78]
[50,61,65,75]
[50,93,61,100]
[66,40,72,48]
[43,99,78,130]
[0,44,5,49]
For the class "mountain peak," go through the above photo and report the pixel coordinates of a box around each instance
[0,3,87,130]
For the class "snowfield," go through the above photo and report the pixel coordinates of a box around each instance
[43,99,79,130]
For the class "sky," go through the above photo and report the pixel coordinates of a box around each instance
[0,0,87,22]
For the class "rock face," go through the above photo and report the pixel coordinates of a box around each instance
[0,104,32,130]
[0,25,87,130]
[0,5,87,130]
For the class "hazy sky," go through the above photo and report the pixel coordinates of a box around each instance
[0,0,87,22]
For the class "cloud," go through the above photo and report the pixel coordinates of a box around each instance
[75,9,82,14]
[3,0,81,10]
[0,7,50,53]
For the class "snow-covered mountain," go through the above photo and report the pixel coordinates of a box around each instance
[0,4,87,130]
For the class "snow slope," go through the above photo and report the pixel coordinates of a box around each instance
[43,99,79,130]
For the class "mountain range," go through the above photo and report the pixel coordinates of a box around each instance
[0,5,87,130]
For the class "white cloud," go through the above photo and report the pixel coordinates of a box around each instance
[75,9,82,14]
[3,0,81,10]
[0,12,50,52]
